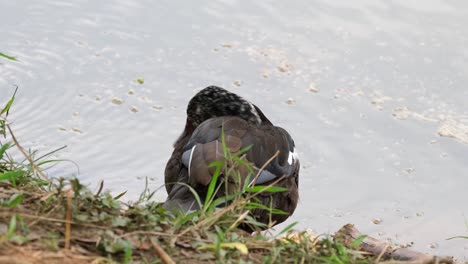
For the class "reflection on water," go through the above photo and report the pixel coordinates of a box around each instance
[1,0,467,259]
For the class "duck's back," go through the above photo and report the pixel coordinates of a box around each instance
[164,116,299,228]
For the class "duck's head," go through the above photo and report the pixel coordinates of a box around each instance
[175,86,272,146]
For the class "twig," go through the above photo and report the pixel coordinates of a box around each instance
[95,180,104,197]
[335,224,453,264]
[149,237,175,264]
[228,210,250,231]
[120,231,178,238]
[65,190,72,250]
[375,243,389,263]
[249,150,279,186]
[33,145,67,162]
[6,124,48,180]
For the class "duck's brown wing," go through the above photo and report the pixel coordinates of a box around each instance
[189,117,298,182]
[164,116,299,227]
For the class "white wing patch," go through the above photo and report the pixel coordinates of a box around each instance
[287,148,298,165]
[248,102,262,124]
[187,145,197,178]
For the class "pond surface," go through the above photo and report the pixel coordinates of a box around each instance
[1,0,467,260]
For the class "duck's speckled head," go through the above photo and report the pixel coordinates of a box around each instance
[174,86,272,147]
[186,86,271,127]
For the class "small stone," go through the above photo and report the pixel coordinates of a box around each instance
[128,89,135,95]
[429,243,438,249]
[262,73,269,78]
[152,105,163,111]
[404,168,415,173]
[372,218,382,225]
[112,98,124,105]
[58,127,67,131]
[222,43,232,48]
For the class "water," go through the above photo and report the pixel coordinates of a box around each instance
[1,0,467,260]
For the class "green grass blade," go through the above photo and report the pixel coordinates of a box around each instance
[7,193,24,208]
[447,235,468,240]
[1,87,18,116]
[350,234,368,248]
[232,144,253,158]
[246,186,287,193]
[0,142,11,159]
[168,182,203,210]
[123,243,132,263]
[231,156,254,175]
[204,161,223,210]
[276,221,298,237]
[6,215,17,240]
[0,170,26,186]
[0,52,17,61]
[114,191,127,200]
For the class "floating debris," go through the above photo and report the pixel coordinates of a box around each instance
[308,83,319,93]
[437,119,468,144]
[130,106,139,113]
[277,66,288,72]
[152,105,163,111]
[111,97,124,105]
[393,107,411,120]
[370,94,392,110]
[139,96,151,103]
[58,127,67,132]
[71,128,83,134]
[372,218,383,225]
[233,80,243,87]
[135,78,144,84]
[222,43,233,48]
[128,89,135,95]
[286,98,296,105]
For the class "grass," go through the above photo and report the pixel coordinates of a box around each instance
[0,52,18,61]
[0,90,375,263]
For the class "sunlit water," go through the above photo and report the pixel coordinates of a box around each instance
[1,0,467,260]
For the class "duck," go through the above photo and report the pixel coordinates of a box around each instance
[163,86,299,230]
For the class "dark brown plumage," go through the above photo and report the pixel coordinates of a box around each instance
[164,86,299,230]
